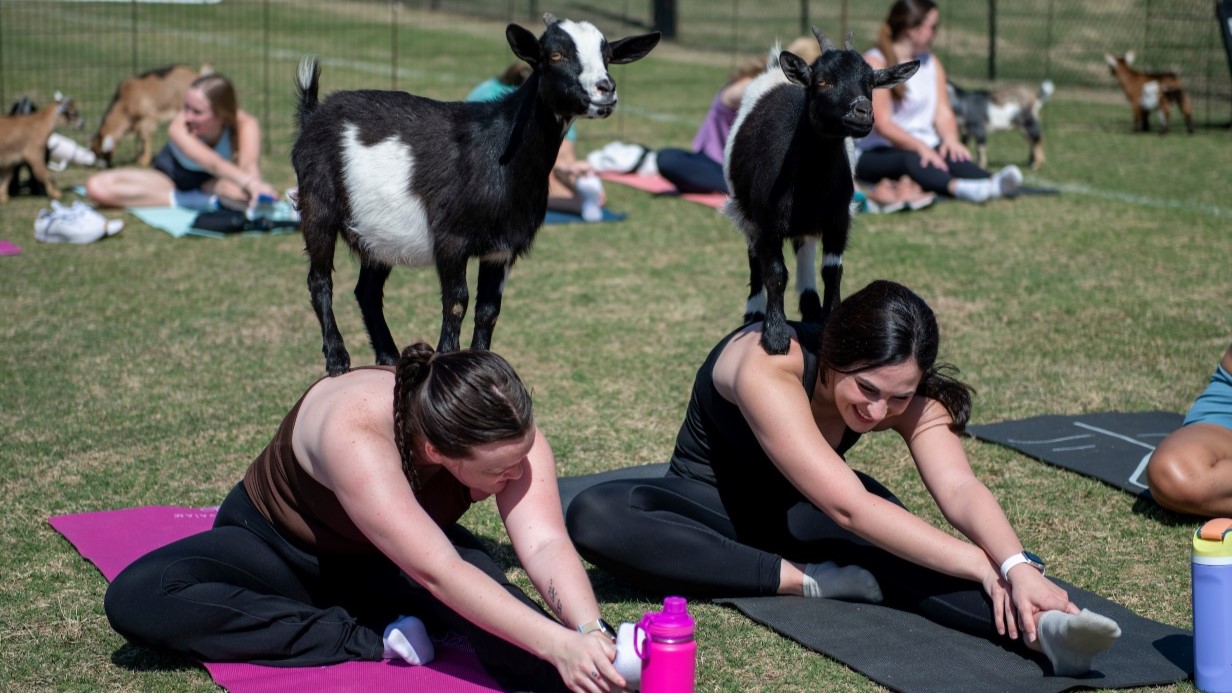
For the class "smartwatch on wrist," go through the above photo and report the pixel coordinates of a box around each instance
[999,551,1046,581]
[577,618,616,642]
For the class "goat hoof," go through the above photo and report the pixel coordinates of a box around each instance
[325,353,351,377]
[759,331,790,356]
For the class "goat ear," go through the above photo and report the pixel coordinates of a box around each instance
[54,90,63,102]
[1103,53,1117,68]
[506,23,540,67]
[873,60,920,90]
[608,31,661,65]
[780,51,811,88]
[1124,51,1134,65]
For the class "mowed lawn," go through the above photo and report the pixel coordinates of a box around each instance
[1,4,1229,691]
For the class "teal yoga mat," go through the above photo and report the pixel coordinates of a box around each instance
[129,205,300,239]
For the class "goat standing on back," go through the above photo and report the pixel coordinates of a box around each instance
[292,15,659,374]
[725,28,918,355]
[1104,52,1193,135]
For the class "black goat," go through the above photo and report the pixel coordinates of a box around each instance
[292,15,659,374]
[724,28,918,354]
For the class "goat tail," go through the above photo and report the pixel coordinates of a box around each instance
[1038,79,1055,104]
[295,56,322,132]
[766,41,783,71]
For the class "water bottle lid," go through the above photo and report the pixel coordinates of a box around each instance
[1193,518,1232,558]
[643,596,695,639]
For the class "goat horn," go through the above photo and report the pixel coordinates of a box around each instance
[811,25,834,53]
[543,12,558,26]
[844,31,855,51]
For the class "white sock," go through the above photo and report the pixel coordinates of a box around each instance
[382,615,434,665]
[576,173,604,222]
[992,164,1023,199]
[953,178,994,203]
[801,561,883,602]
[1035,609,1121,676]
[172,189,218,211]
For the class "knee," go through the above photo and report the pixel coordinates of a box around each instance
[83,174,111,207]
[565,486,621,555]
[1147,448,1207,513]
[103,561,165,644]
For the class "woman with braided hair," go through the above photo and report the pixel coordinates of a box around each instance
[105,343,625,693]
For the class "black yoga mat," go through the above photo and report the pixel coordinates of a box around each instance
[557,465,1192,692]
[719,582,1191,693]
[966,411,1183,497]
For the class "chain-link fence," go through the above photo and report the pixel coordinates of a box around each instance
[3,0,1228,162]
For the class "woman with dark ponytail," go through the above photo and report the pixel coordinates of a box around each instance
[568,280,1122,676]
[105,343,625,693]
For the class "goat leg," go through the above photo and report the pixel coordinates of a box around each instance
[435,257,470,354]
[0,166,13,204]
[743,247,766,324]
[24,154,60,199]
[308,262,350,376]
[355,261,399,366]
[793,237,823,325]
[754,237,791,355]
[471,256,511,351]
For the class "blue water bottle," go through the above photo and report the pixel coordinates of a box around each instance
[1194,518,1232,692]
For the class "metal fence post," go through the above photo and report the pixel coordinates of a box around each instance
[987,0,996,81]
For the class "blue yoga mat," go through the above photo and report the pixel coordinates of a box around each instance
[128,205,300,239]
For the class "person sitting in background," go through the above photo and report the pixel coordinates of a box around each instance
[855,0,1022,203]
[1148,341,1232,516]
[467,63,605,222]
[86,72,278,210]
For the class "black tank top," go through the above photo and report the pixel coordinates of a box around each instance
[669,322,861,501]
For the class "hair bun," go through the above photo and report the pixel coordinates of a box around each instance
[400,341,435,366]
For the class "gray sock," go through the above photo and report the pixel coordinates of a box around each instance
[801,561,883,602]
[1037,609,1121,676]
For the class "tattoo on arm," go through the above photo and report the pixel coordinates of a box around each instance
[548,579,564,617]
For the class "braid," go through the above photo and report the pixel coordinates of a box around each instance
[393,342,435,492]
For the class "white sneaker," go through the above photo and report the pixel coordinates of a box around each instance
[993,165,1023,198]
[34,200,123,244]
[46,133,98,172]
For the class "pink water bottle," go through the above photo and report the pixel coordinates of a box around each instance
[635,596,696,692]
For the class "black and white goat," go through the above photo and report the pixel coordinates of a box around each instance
[724,28,918,354]
[292,15,659,374]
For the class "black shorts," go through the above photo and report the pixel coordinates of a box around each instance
[152,144,214,191]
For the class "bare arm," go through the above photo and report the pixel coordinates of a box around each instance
[167,109,275,203]
[901,401,1076,640]
[497,428,623,686]
[928,57,972,162]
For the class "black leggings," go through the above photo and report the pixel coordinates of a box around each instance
[855,146,991,196]
[566,470,998,639]
[105,483,567,691]
[656,148,729,194]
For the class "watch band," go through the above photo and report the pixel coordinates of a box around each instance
[999,551,1046,581]
[577,618,616,642]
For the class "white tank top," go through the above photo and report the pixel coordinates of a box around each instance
[856,49,939,151]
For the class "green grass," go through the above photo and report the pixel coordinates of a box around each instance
[2,3,1230,692]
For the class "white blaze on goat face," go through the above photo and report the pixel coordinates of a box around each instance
[558,20,613,116]
[340,124,434,268]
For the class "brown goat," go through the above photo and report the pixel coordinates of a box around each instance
[90,63,212,167]
[0,93,82,204]
[1104,52,1193,135]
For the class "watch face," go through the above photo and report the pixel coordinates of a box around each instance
[1023,551,1045,568]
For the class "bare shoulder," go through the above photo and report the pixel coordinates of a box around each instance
[294,369,397,476]
[713,324,808,400]
[889,394,954,440]
[864,50,887,69]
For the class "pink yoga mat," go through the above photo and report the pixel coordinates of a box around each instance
[599,172,729,210]
[49,506,502,693]
[0,239,22,255]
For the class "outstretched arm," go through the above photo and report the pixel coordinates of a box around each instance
[902,400,1077,641]
[497,428,623,688]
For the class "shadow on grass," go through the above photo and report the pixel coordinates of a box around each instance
[110,642,202,673]
[1131,494,1207,528]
